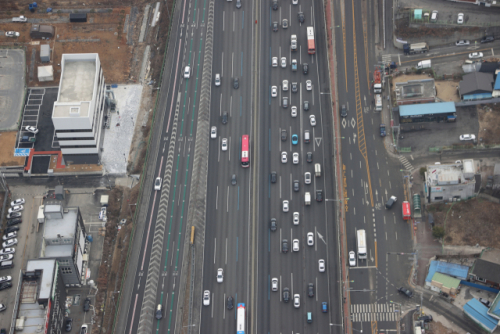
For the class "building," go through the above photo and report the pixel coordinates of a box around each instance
[52,54,106,164]
[40,44,50,62]
[399,102,456,124]
[394,78,436,105]
[463,298,498,333]
[469,249,500,289]
[429,272,461,295]
[424,159,476,203]
[459,72,494,100]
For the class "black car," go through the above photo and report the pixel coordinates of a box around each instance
[397,287,413,298]
[221,112,228,124]
[0,282,12,291]
[282,239,288,253]
[7,212,21,219]
[5,226,20,234]
[340,104,347,117]
[293,180,300,192]
[306,152,313,163]
[291,82,298,93]
[303,101,309,111]
[231,174,237,185]
[283,287,290,302]
[65,318,73,332]
[272,0,278,10]
[233,77,239,89]
[270,218,277,232]
[227,296,234,310]
[297,12,305,23]
[481,36,494,43]
[270,171,277,183]
[308,283,314,297]
[418,315,433,322]
[302,63,308,74]
[272,21,278,32]
[316,190,323,202]
[281,129,287,141]
[83,298,91,312]
[7,219,22,227]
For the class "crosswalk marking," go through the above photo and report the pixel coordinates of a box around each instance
[350,303,399,322]
[398,155,414,172]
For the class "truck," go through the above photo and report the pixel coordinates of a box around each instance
[357,229,367,259]
[37,205,45,224]
[291,35,297,51]
[379,124,386,137]
[402,201,411,220]
[305,192,311,206]
[12,16,27,22]
[403,42,429,55]
[416,59,431,69]
[373,69,382,93]
[291,59,297,71]
[375,94,382,111]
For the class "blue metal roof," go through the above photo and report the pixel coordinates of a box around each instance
[399,102,456,117]
[425,261,469,282]
[488,293,500,320]
[463,298,498,332]
[494,75,500,90]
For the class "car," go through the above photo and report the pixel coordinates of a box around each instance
[469,52,483,59]
[221,138,228,151]
[308,283,314,297]
[25,126,39,134]
[231,174,237,185]
[154,177,162,191]
[0,248,15,256]
[272,57,278,67]
[318,259,325,272]
[83,298,91,312]
[303,101,309,111]
[281,151,287,163]
[155,304,163,320]
[303,63,308,74]
[397,287,413,298]
[271,86,277,97]
[236,0,241,8]
[322,302,328,313]
[270,171,277,183]
[282,19,288,29]
[293,294,300,308]
[307,232,314,246]
[293,180,299,192]
[0,255,13,262]
[0,304,5,312]
[7,212,22,219]
[283,287,290,302]
[203,290,210,306]
[5,31,20,38]
[292,134,298,145]
[272,0,278,10]
[306,152,312,163]
[227,296,234,309]
[460,134,476,141]
[291,106,297,117]
[7,218,22,226]
[2,232,17,241]
[282,97,288,108]
[349,251,356,266]
[457,13,464,24]
[270,218,277,232]
[306,80,312,91]
[215,73,221,86]
[292,0,298,4]
[292,239,299,252]
[65,318,73,332]
[272,21,278,32]
[309,115,316,126]
[385,195,397,209]
[479,298,491,308]
[455,40,470,46]
[341,104,347,117]
[293,152,299,164]
[291,82,298,93]
[10,199,25,206]
[217,268,223,283]
[298,12,305,23]
[184,66,191,78]
[282,239,288,253]
[80,324,88,334]
[221,112,228,124]
[281,57,287,68]
[282,80,289,91]
[305,172,311,184]
[272,278,278,291]
[210,126,217,139]
[481,36,494,44]
[418,315,433,322]
[281,130,288,142]
[316,190,323,202]
[0,276,11,284]
[293,212,299,225]
[8,205,23,213]
[233,77,239,89]
[283,200,289,212]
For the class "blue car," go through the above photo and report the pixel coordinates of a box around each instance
[292,134,298,145]
[322,302,328,313]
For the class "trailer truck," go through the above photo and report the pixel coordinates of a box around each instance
[403,42,429,55]
[357,229,367,259]
[373,69,382,93]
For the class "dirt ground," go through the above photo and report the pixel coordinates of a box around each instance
[430,198,500,248]
[477,104,500,145]
[391,74,461,102]
[427,321,460,334]
[0,132,27,167]
[395,18,482,39]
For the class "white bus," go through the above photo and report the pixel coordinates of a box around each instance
[357,229,367,259]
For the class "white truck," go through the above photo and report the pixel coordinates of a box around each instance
[375,94,382,111]
[305,192,311,206]
[357,229,367,259]
[37,205,45,224]
[291,35,297,51]
[12,16,27,22]
[416,59,431,69]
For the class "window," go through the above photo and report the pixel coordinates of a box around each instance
[434,196,443,200]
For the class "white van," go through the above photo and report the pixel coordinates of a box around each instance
[304,130,310,143]
[315,163,321,177]
[305,192,311,206]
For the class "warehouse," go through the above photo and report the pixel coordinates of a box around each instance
[399,102,456,123]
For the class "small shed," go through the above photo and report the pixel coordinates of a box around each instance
[38,66,53,82]
[55,185,65,200]
[30,24,55,39]
[431,272,461,295]
[40,44,50,62]
[70,13,87,22]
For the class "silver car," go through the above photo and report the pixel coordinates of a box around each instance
[272,278,278,291]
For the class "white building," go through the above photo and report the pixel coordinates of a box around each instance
[52,53,106,164]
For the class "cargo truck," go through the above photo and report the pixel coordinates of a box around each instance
[416,59,431,69]
[403,42,429,55]
[291,35,297,51]
[373,69,382,93]
[375,94,382,111]
[305,192,311,206]
[12,16,27,22]
[357,229,367,259]
[37,205,45,224]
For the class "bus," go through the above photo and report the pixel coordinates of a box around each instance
[307,26,315,55]
[241,135,249,168]
[237,303,245,334]
[402,201,411,220]
[356,229,367,259]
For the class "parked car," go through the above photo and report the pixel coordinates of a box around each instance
[460,134,476,141]
[0,255,14,262]
[2,232,17,241]
[455,40,470,46]
[65,318,73,332]
[7,212,22,219]
[0,276,12,284]
[7,218,22,226]
[457,13,464,24]
[481,36,494,44]
[418,315,433,322]
[479,298,492,308]
[0,304,5,312]
[80,324,88,334]
[0,282,12,291]
[397,287,413,298]
[10,199,25,206]
[469,52,483,59]
[8,205,23,214]
[0,248,15,256]
[5,31,20,38]
[2,239,17,248]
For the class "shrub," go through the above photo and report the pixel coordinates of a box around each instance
[432,226,445,239]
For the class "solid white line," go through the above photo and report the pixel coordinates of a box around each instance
[214,238,216,264]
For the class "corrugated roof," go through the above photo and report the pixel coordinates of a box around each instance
[472,259,500,284]
[426,261,469,282]
[460,72,494,96]
[399,102,455,117]
[494,75,500,91]
[463,298,498,332]
[488,293,500,320]
[431,272,461,289]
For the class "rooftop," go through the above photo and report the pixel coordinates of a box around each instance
[399,102,456,117]
[431,272,461,289]
[26,259,56,300]
[426,162,475,187]
[472,259,500,284]
[463,298,498,332]
[395,78,436,101]
[42,206,78,258]
[425,260,470,282]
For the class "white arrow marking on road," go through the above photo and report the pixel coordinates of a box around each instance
[317,232,327,245]
[353,133,357,144]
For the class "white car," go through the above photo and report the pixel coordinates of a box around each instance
[281,57,287,68]
[184,66,191,78]
[305,172,311,184]
[293,294,300,308]
[0,276,12,284]
[11,199,25,206]
[2,239,17,248]
[307,232,314,246]
[25,126,39,134]
[221,138,228,151]
[272,57,278,67]
[459,134,475,141]
[456,40,470,46]
[292,0,298,4]
[203,290,210,306]
[0,248,15,256]
[291,106,297,117]
[154,177,162,191]
[306,80,312,91]
[292,239,299,252]
[469,52,483,59]
[349,251,356,267]
[283,200,289,212]
[211,126,217,139]
[271,86,278,97]
[293,212,299,225]
[2,232,17,241]
[457,13,464,24]
[80,324,88,334]
[8,205,23,213]
[292,152,299,164]
[282,80,289,91]
[281,151,287,163]
[318,259,325,272]
[0,254,13,262]
[5,31,20,38]
[215,73,221,86]
[272,278,278,291]
[309,115,316,126]
[217,268,224,283]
